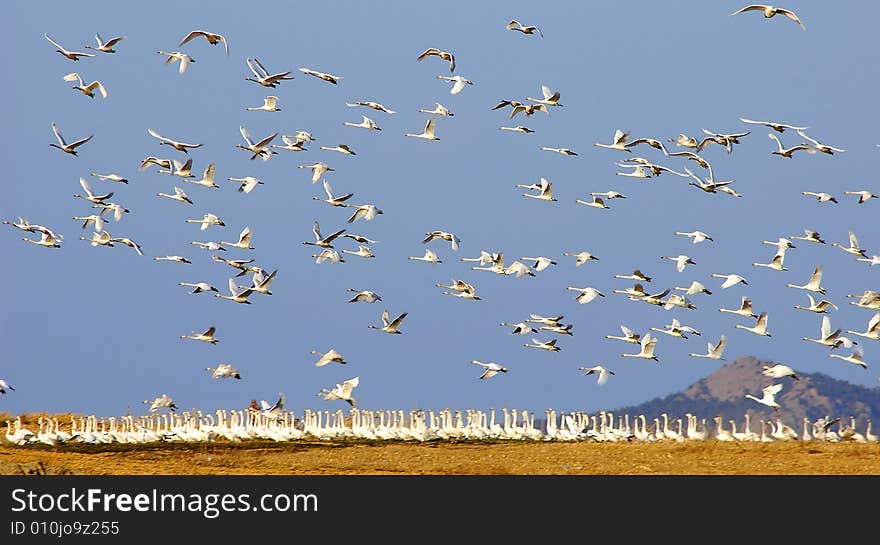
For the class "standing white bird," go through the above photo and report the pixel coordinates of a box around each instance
[369,310,408,334]
[471,360,508,379]
[405,118,440,141]
[157,50,196,74]
[689,335,727,360]
[730,5,806,31]
[579,365,615,385]
[179,29,229,56]
[436,74,473,94]
[45,33,96,61]
[763,363,800,381]
[744,383,784,413]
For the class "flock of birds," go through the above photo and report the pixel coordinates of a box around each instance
[3,5,880,447]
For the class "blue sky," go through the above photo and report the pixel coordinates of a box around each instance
[2,0,878,418]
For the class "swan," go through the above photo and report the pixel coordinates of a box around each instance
[317,377,359,407]
[849,290,880,310]
[179,30,229,56]
[505,260,536,278]
[844,190,877,204]
[500,125,534,134]
[299,161,334,184]
[408,248,442,263]
[320,144,357,155]
[594,129,631,152]
[347,289,381,303]
[791,229,825,244]
[369,310,408,334]
[416,47,455,72]
[245,57,293,87]
[5,418,36,445]
[738,117,808,133]
[711,273,748,289]
[347,101,396,114]
[674,280,712,296]
[270,135,308,153]
[63,72,107,98]
[752,250,787,271]
[735,312,772,337]
[312,249,345,264]
[423,230,460,251]
[471,360,508,379]
[299,67,342,84]
[181,326,218,344]
[247,268,277,295]
[154,255,191,264]
[437,279,478,295]
[178,282,218,294]
[520,178,557,201]
[405,118,439,140]
[344,115,381,131]
[831,231,868,258]
[523,338,561,352]
[796,129,845,154]
[606,324,641,344]
[730,4,806,31]
[614,269,650,282]
[74,177,113,204]
[674,230,713,244]
[94,204,128,225]
[303,221,345,248]
[418,102,454,117]
[794,293,838,313]
[540,146,576,156]
[846,312,880,341]
[684,166,737,194]
[148,128,203,154]
[745,383,783,411]
[23,227,62,248]
[50,122,93,156]
[499,321,537,335]
[346,204,383,223]
[538,323,573,336]
[44,33,95,60]
[621,333,659,361]
[762,363,799,380]
[181,163,218,189]
[578,365,614,385]
[690,335,727,360]
[510,103,549,118]
[437,74,473,94]
[0,379,14,394]
[802,191,837,203]
[144,394,178,413]
[236,126,278,161]
[83,32,125,53]
[651,318,699,339]
[214,278,254,304]
[507,20,543,37]
[786,265,825,294]
[662,255,696,273]
[220,226,254,250]
[72,214,105,232]
[157,50,195,74]
[141,156,174,171]
[246,95,280,112]
[576,196,609,209]
[211,254,259,277]
[342,245,375,259]
[157,186,194,205]
[567,286,605,304]
[312,349,346,367]
[564,251,600,267]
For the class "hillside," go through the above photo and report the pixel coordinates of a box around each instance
[613,356,880,427]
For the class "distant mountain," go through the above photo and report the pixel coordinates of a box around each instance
[612,356,880,429]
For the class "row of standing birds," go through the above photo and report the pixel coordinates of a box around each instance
[4,408,877,446]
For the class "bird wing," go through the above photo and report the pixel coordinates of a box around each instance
[51,122,66,146]
[849,231,860,249]
[254,132,279,149]
[381,309,391,327]
[424,118,436,137]
[450,78,467,95]
[45,33,67,52]
[324,229,346,243]
[239,126,255,146]
[821,315,832,339]
[79,176,94,197]
[730,5,766,15]
[809,265,823,287]
[178,30,203,46]
[246,57,264,78]
[765,383,783,396]
[777,8,805,29]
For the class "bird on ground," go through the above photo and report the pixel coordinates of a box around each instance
[802,191,837,203]
[182,326,219,344]
[621,333,659,362]
[246,96,280,112]
[346,204,383,223]
[424,230,460,251]
[154,255,192,264]
[735,312,772,337]
[157,50,195,74]
[832,231,868,258]
[220,226,254,250]
[144,394,177,413]
[63,72,107,98]
[179,29,229,55]
[72,214,105,231]
[437,74,473,94]
[215,277,254,304]
[185,212,224,230]
[674,230,713,244]
[745,383,784,413]
[786,265,825,294]
[157,158,196,178]
[472,360,508,379]
[347,289,381,303]
[299,67,342,84]
[768,133,815,158]
[579,366,615,385]
[418,102,454,117]
[829,348,868,370]
[794,293,838,313]
[409,248,442,264]
[148,129,203,154]
[792,229,825,244]
[567,286,605,305]
[417,47,455,72]
[227,176,264,194]
[312,249,345,264]
[847,313,880,341]
[500,321,538,335]
[796,129,845,154]
[507,20,543,36]
[50,122,92,156]
[206,364,240,380]
[712,273,749,289]
[540,146,576,156]
[299,162,334,184]
[844,190,877,204]
[178,282,219,294]
[236,126,278,161]
[738,118,808,133]
[0,379,14,394]
[90,172,128,184]
[763,363,800,381]
[347,101,396,114]
[74,177,113,204]
[523,338,561,352]
[317,377,359,407]
[303,221,345,249]
[520,177,557,201]
[344,115,381,131]
[662,255,696,273]
[405,118,440,141]
[83,33,125,53]
[313,179,353,207]
[521,256,557,272]
[690,335,727,360]
[752,250,788,271]
[157,186,194,205]
[595,129,631,152]
[606,325,641,344]
[45,33,95,60]
[674,280,712,296]
[576,196,609,209]
[312,349,347,367]
[245,57,293,87]
[369,310,408,334]
[730,4,806,31]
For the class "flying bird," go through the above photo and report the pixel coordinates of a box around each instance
[245,57,294,87]
[179,29,229,56]
[50,122,93,156]
[730,4,806,31]
[579,365,615,385]
[744,383,784,412]
[417,47,456,72]
[157,50,195,74]
[471,360,508,379]
[63,72,107,98]
[84,33,125,53]
[506,20,543,37]
[436,74,473,95]
[45,33,95,61]
[299,67,342,84]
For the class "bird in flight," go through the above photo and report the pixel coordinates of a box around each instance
[744,383,784,412]
[730,4,806,31]
[506,20,543,37]
[299,67,343,84]
[84,33,126,53]
[179,29,229,56]
[45,33,95,61]
[50,122,93,156]
[417,47,456,72]
[579,365,615,385]
[157,50,195,74]
[471,360,508,379]
[63,72,107,98]
[245,57,294,87]
[437,75,473,95]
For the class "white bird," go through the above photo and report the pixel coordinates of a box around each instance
[347,204,383,223]
[576,196,609,209]
[206,363,241,380]
[303,221,346,248]
[831,231,868,258]
[185,163,219,188]
[857,255,880,267]
[796,129,845,155]
[320,144,357,155]
[157,50,195,74]
[510,102,549,119]
[45,33,96,61]
[735,312,772,337]
[507,19,544,37]
[227,176,264,194]
[110,236,143,256]
[182,326,219,343]
[245,57,294,87]
[185,212,225,231]
[674,280,712,296]
[614,269,651,282]
[763,363,800,381]
[651,318,699,339]
[591,190,627,200]
[93,202,129,222]
[505,260,536,278]
[84,32,125,53]
[845,190,877,204]
[50,122,93,156]
[579,365,615,385]
[90,172,128,184]
[221,226,254,250]
[80,230,114,248]
[154,255,192,264]
[418,102,454,117]
[23,227,62,249]
[417,47,456,72]
[674,230,713,244]
[246,96,280,112]
[72,214,105,232]
[500,321,538,335]
[786,265,825,294]
[567,286,605,305]
[63,72,107,98]
[299,162,334,184]
[712,273,749,289]
[752,250,788,271]
[663,255,696,273]
[730,4,806,31]
[523,338,561,352]
[0,379,14,394]
[792,229,826,244]
[621,333,659,362]
[272,135,308,152]
[423,230,460,251]
[437,279,479,298]
[178,282,219,295]
[317,377,359,407]
[802,191,838,203]
[312,349,347,367]
[540,146,577,156]
[744,383,784,413]
[689,335,727,360]
[147,129,203,154]
[794,293,838,314]
[564,251,600,267]
[369,310,408,334]
[344,115,381,131]
[409,248,443,264]
[312,180,353,208]
[312,248,345,264]
[738,118,808,133]
[347,289,381,303]
[847,313,880,341]
[342,245,375,259]
[526,314,565,327]
[157,158,196,178]
[499,126,534,134]
[436,74,473,94]
[179,29,229,56]
[157,186,194,205]
[405,118,440,141]
[520,177,557,201]
[346,101,396,114]
[249,268,277,295]
[236,126,278,161]
[144,394,178,413]
[73,177,113,204]
[606,325,641,344]
[472,360,508,379]
[214,278,254,304]
[521,256,557,272]
[829,348,868,370]
[594,129,631,152]
[299,67,342,84]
